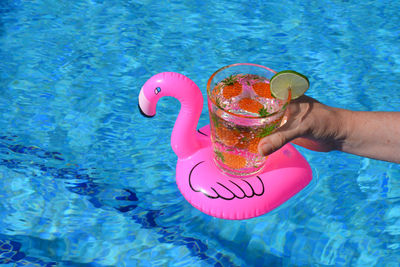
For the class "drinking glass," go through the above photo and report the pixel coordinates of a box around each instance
[207,63,291,177]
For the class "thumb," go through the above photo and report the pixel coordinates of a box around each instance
[258,127,299,156]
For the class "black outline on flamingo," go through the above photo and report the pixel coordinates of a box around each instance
[189,131,265,200]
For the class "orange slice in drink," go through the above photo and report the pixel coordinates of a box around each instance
[238,98,263,114]
[222,152,247,169]
[252,82,272,98]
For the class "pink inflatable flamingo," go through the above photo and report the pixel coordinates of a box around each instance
[138,72,312,220]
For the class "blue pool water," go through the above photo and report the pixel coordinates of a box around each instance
[1,0,400,266]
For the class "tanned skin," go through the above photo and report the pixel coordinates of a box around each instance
[258,95,400,164]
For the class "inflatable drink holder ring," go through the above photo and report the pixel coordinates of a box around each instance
[138,72,312,220]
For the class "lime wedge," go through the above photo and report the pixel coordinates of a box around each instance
[270,70,310,100]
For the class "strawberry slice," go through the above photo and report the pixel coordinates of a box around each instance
[222,75,243,99]
[247,137,262,154]
[215,126,240,146]
[238,98,263,114]
[223,82,242,99]
[222,152,247,169]
[252,82,272,98]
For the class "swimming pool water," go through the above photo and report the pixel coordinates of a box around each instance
[1,0,400,266]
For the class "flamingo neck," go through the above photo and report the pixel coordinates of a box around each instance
[165,73,203,159]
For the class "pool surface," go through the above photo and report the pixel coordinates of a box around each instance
[1,0,400,266]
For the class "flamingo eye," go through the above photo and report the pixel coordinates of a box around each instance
[154,87,161,95]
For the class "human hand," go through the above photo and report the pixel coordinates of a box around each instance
[258,95,343,156]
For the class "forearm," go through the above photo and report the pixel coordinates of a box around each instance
[336,109,400,163]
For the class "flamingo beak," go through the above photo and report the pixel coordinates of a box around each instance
[138,87,156,117]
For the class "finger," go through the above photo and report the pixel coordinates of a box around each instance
[291,137,334,152]
[258,127,300,156]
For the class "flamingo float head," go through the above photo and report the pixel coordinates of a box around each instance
[138,72,204,159]
[138,73,166,117]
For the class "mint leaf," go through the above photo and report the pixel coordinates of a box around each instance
[258,107,270,117]
[258,122,278,138]
[215,150,224,162]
